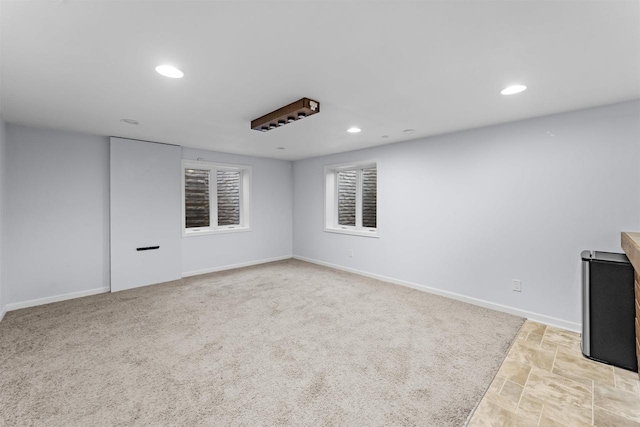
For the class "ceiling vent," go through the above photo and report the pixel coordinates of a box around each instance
[251,98,320,132]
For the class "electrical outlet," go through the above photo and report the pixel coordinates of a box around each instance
[512,280,522,292]
[349,249,353,258]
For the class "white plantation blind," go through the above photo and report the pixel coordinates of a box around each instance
[336,167,377,228]
[325,161,378,238]
[182,160,252,236]
[216,170,240,226]
[362,167,377,228]
[337,170,357,226]
[185,169,210,229]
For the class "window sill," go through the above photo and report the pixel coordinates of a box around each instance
[183,227,251,237]
[324,227,379,238]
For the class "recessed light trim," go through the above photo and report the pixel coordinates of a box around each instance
[120,118,139,125]
[501,84,527,95]
[347,127,361,133]
[155,65,184,79]
[403,129,415,135]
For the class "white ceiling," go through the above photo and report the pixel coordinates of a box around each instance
[1,1,639,161]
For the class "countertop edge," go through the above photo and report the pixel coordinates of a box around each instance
[621,232,640,272]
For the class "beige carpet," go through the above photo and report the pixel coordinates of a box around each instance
[0,259,524,426]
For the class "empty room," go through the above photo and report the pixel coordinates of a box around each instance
[1,1,639,426]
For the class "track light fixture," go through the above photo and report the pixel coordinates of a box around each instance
[251,98,320,132]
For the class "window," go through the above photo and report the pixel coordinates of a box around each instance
[325,161,378,237]
[182,160,251,236]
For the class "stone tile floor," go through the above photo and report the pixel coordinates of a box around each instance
[468,320,640,427]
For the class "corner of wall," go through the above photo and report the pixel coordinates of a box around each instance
[289,160,295,258]
[0,119,7,321]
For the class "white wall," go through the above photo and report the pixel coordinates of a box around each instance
[293,101,640,330]
[180,148,293,276]
[0,120,7,320]
[5,125,110,307]
[2,125,294,309]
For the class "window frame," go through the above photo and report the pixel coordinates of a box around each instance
[324,160,379,238]
[182,160,252,237]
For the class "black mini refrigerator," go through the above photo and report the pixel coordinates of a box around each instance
[581,250,637,372]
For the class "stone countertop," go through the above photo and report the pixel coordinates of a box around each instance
[621,232,640,272]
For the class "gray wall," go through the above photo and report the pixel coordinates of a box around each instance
[0,120,6,319]
[3,101,638,326]
[2,125,293,307]
[293,101,640,330]
[5,125,111,306]
[181,147,293,275]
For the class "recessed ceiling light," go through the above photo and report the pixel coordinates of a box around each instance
[347,127,361,133]
[403,129,415,135]
[276,147,286,150]
[500,84,527,95]
[381,135,389,139]
[120,118,139,125]
[155,65,184,79]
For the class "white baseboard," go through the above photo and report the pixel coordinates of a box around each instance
[1,255,581,333]
[5,287,111,312]
[293,255,582,333]
[181,255,293,278]
[2,256,294,315]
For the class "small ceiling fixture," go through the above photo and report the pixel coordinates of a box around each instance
[347,127,361,133]
[403,129,416,135]
[120,118,139,125]
[252,98,320,132]
[501,84,527,95]
[276,147,286,150]
[155,65,184,79]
